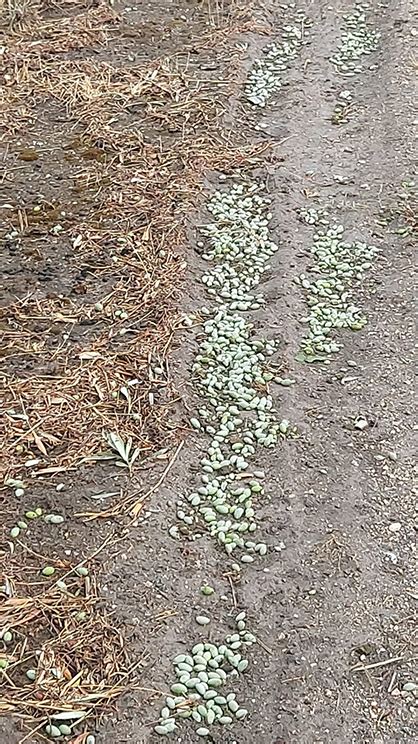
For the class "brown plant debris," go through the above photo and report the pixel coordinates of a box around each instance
[1,0,255,481]
[0,544,151,740]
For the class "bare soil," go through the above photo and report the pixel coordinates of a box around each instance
[1,1,416,743]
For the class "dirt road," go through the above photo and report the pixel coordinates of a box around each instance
[122,3,416,743]
[1,1,416,743]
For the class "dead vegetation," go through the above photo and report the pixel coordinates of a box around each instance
[1,121,265,478]
[0,0,267,481]
[0,540,151,742]
[310,531,359,574]
[1,0,40,29]
[377,180,417,237]
[0,0,269,738]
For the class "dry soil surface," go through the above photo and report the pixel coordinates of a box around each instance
[1,1,416,743]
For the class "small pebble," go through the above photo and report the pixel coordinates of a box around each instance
[354,418,368,430]
[195,615,210,626]
[388,522,401,533]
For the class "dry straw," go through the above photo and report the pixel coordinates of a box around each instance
[0,538,158,740]
[1,1,267,480]
[0,0,271,738]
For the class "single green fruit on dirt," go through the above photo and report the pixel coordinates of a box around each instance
[200,585,214,595]
[59,725,72,736]
[44,514,65,524]
[42,566,55,577]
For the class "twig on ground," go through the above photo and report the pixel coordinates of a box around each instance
[351,655,404,673]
